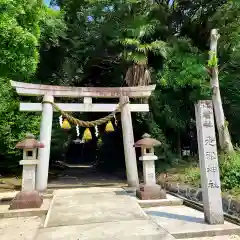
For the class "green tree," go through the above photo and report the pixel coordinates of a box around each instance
[0,0,43,79]
[209,1,240,145]
[151,38,209,156]
[0,78,40,173]
[0,2,66,173]
[116,1,167,86]
[36,6,66,83]
[28,0,240,166]
[48,0,168,87]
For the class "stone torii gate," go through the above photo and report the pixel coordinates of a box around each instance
[11,81,156,192]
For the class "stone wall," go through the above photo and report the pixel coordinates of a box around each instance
[162,182,240,218]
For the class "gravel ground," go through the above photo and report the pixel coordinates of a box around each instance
[0,216,43,240]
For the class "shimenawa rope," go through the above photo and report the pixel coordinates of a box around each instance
[42,100,128,128]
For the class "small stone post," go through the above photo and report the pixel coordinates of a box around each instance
[195,100,224,224]
[134,133,166,200]
[9,133,44,210]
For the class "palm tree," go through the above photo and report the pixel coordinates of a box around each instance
[118,4,167,87]
[122,38,167,86]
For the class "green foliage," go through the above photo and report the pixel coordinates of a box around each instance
[117,13,167,65]
[1,0,240,179]
[0,1,52,173]
[40,7,66,48]
[207,51,218,68]
[159,38,208,89]
[36,6,66,83]
[181,150,240,191]
[209,1,240,145]
[0,0,43,79]
[184,166,201,185]
[0,78,40,173]
[42,0,232,169]
[115,2,167,86]
[150,38,209,154]
[220,151,240,190]
[147,117,174,164]
[120,40,167,64]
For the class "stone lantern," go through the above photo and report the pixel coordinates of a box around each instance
[9,133,44,210]
[134,133,166,200]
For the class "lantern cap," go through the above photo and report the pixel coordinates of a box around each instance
[16,133,45,149]
[134,133,161,148]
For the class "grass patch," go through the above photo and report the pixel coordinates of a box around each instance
[157,159,201,187]
[0,165,62,192]
[0,177,21,192]
[157,152,240,200]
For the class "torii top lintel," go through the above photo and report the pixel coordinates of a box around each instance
[10,81,156,98]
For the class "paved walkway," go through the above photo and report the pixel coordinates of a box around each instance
[146,205,240,239]
[35,187,175,240]
[1,187,240,239]
[48,164,127,189]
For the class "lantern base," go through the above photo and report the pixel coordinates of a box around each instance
[136,184,166,200]
[9,191,43,210]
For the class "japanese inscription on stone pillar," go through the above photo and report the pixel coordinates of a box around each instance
[195,100,224,224]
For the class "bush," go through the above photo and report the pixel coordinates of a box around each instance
[184,166,201,185]
[182,151,240,191]
[0,78,40,174]
[180,151,240,191]
[220,150,240,190]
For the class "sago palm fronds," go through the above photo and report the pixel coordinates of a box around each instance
[119,38,167,86]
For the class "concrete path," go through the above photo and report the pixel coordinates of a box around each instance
[0,216,43,240]
[35,187,175,240]
[146,205,240,239]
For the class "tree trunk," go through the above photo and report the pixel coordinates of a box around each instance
[209,29,234,152]
[125,64,151,87]
[125,64,151,104]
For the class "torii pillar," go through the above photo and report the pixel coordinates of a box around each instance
[36,95,54,192]
[120,96,139,188]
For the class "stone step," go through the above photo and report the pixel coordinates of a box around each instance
[137,194,183,208]
[0,198,51,218]
[36,187,176,240]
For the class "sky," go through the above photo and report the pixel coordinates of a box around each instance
[44,0,51,6]
[44,0,60,10]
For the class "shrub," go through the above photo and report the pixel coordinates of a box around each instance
[184,166,201,185]
[220,150,240,190]
[0,78,40,174]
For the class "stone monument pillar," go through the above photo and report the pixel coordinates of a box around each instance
[195,100,224,224]
[134,133,166,200]
[9,133,44,210]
